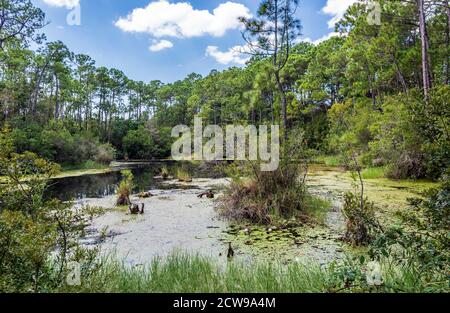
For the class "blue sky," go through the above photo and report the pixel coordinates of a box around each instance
[33,0,353,83]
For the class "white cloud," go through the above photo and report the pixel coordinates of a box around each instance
[149,39,174,52]
[115,0,251,38]
[322,0,358,28]
[42,0,79,9]
[205,45,250,65]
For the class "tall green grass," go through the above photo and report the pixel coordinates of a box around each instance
[176,168,192,182]
[60,253,448,293]
[63,253,329,293]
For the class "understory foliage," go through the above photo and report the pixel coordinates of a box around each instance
[328,86,450,179]
[339,178,449,292]
[342,192,379,246]
[0,127,100,292]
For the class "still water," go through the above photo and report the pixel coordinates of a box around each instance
[45,161,226,201]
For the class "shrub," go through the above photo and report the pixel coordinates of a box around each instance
[176,168,192,182]
[160,166,169,179]
[342,192,379,246]
[0,127,99,292]
[123,126,155,160]
[218,131,312,224]
[116,170,133,206]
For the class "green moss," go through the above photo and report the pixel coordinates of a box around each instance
[223,222,345,264]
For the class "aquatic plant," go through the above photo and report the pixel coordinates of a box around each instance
[116,170,134,206]
[59,253,449,293]
[176,168,192,183]
[342,154,381,246]
[160,166,169,179]
[342,192,379,246]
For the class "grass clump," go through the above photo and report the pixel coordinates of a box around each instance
[160,166,170,179]
[303,195,332,223]
[62,253,329,293]
[218,131,321,225]
[218,161,309,225]
[116,170,134,206]
[176,168,192,182]
[361,167,386,179]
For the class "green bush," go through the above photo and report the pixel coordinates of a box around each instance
[218,131,313,224]
[342,192,380,246]
[0,127,99,292]
[369,180,450,290]
[123,126,155,159]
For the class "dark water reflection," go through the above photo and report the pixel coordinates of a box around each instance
[45,161,226,201]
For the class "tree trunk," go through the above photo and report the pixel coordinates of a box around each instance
[391,55,408,94]
[417,0,432,102]
[275,71,288,141]
[54,75,60,120]
[446,3,450,84]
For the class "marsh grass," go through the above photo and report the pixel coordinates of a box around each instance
[176,168,192,182]
[303,195,332,223]
[362,167,386,179]
[61,160,109,171]
[59,253,448,293]
[62,253,329,293]
[160,166,170,179]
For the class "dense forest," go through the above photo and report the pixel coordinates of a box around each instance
[0,0,448,179]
